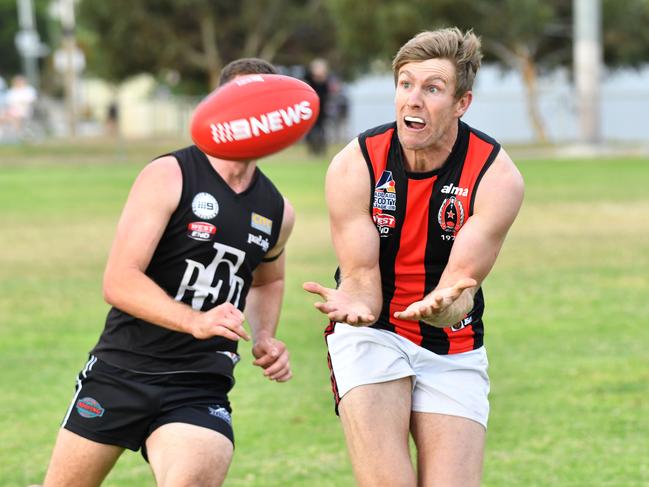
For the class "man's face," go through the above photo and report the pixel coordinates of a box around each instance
[395,58,471,151]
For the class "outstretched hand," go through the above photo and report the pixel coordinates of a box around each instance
[303,281,376,325]
[393,277,477,327]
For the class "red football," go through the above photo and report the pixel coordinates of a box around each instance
[190,74,320,160]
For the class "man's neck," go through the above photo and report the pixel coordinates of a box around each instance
[402,121,459,173]
[208,156,257,193]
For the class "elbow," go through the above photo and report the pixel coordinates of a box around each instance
[102,270,122,307]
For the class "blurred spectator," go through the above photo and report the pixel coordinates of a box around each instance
[304,58,332,156]
[106,100,119,136]
[327,77,350,144]
[2,75,38,134]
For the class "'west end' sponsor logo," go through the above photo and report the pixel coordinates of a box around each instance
[210,101,314,144]
[187,222,217,242]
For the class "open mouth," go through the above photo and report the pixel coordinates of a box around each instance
[404,116,426,130]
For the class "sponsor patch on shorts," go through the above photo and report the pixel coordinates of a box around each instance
[208,406,232,424]
[76,397,105,418]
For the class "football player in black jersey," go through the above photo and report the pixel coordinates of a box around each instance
[42,59,295,487]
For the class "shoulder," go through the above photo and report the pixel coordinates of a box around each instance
[129,155,182,212]
[329,138,366,178]
[139,155,182,184]
[474,147,524,214]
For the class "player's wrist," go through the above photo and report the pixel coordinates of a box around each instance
[178,306,200,336]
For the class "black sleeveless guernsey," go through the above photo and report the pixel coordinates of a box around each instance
[355,120,500,354]
[91,145,285,378]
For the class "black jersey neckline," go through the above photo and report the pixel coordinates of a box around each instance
[193,146,261,198]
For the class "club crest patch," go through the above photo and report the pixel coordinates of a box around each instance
[76,397,105,418]
[438,196,465,233]
[373,171,396,211]
[192,192,219,219]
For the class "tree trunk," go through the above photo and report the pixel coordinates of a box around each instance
[200,16,222,89]
[519,53,548,143]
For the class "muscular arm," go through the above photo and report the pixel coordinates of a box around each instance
[304,140,382,325]
[245,200,295,381]
[395,149,524,326]
[102,156,249,341]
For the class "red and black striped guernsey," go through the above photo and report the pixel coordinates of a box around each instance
[356,120,500,354]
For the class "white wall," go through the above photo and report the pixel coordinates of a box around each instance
[346,65,649,143]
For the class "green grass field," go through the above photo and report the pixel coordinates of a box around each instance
[0,139,647,486]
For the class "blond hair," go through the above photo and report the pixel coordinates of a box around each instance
[392,27,482,97]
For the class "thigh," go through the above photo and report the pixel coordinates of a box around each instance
[410,412,485,487]
[62,357,158,451]
[43,428,124,487]
[146,422,233,487]
[411,347,490,428]
[326,323,414,412]
[339,377,416,487]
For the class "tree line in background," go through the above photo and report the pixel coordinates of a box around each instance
[1,0,649,138]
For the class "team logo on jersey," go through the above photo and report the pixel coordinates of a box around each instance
[247,233,270,252]
[175,242,246,309]
[251,212,273,235]
[187,222,217,242]
[208,406,232,425]
[373,207,396,238]
[374,171,396,211]
[191,192,219,219]
[76,397,104,418]
[438,196,465,233]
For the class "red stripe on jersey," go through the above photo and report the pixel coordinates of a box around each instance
[444,324,476,353]
[364,128,394,181]
[389,177,437,346]
[459,133,497,211]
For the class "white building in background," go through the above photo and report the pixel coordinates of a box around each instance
[347,65,649,144]
[73,65,649,144]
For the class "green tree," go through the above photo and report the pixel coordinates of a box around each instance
[327,0,649,142]
[0,0,52,81]
[76,0,335,92]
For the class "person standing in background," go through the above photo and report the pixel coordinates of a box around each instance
[304,58,332,156]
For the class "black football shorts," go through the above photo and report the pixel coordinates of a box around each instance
[61,355,235,460]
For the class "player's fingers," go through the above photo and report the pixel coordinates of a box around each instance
[230,307,245,320]
[220,318,250,340]
[272,369,293,382]
[253,354,275,367]
[264,355,289,377]
[214,326,244,342]
[303,281,331,299]
[314,302,338,314]
[359,314,376,324]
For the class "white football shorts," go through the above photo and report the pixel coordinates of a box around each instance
[325,322,490,428]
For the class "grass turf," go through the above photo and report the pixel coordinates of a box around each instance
[0,139,647,486]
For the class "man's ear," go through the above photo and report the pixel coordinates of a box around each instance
[455,91,473,118]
